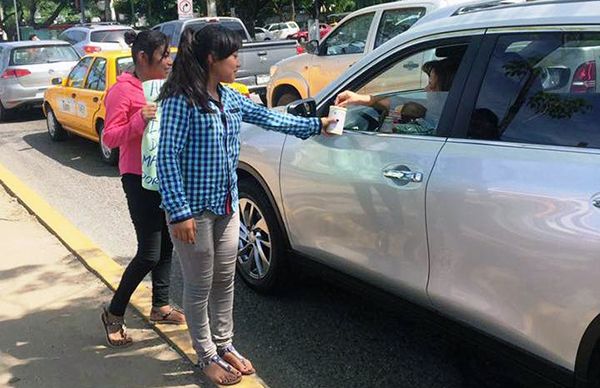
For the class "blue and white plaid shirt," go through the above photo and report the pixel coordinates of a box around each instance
[157,85,321,223]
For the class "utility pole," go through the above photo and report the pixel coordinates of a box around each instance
[12,0,20,40]
[207,0,216,16]
[80,0,86,23]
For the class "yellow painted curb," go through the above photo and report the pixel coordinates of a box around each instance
[0,163,268,388]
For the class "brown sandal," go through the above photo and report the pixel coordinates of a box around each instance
[201,355,242,386]
[218,345,255,375]
[101,306,133,348]
[149,306,186,325]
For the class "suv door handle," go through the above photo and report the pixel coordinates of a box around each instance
[258,51,267,56]
[383,169,423,183]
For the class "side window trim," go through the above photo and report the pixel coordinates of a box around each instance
[316,34,484,138]
[84,57,107,91]
[67,57,93,89]
[319,11,377,56]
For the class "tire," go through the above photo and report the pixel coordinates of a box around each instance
[237,179,288,293]
[97,122,119,165]
[0,101,12,122]
[274,90,301,107]
[46,106,67,141]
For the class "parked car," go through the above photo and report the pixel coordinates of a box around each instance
[265,21,300,39]
[43,48,250,165]
[267,0,465,107]
[153,17,298,102]
[254,27,275,41]
[58,23,133,56]
[0,40,79,121]
[237,1,600,386]
[290,23,332,43]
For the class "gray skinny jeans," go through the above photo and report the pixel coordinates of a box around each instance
[169,210,239,363]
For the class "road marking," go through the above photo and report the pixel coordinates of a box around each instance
[0,162,269,388]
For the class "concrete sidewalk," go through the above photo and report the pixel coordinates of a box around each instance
[0,184,198,388]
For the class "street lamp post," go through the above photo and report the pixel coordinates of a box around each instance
[13,0,20,40]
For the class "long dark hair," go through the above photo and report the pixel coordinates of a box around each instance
[124,30,169,65]
[158,24,242,111]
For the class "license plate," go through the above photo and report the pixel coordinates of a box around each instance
[256,74,270,85]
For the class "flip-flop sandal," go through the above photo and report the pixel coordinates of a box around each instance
[149,306,186,325]
[101,306,133,348]
[201,355,242,386]
[218,344,255,375]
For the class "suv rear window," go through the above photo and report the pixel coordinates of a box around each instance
[188,20,247,42]
[10,45,79,65]
[91,29,132,43]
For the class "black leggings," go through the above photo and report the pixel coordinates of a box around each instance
[109,174,173,317]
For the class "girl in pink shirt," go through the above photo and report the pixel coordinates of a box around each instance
[100,30,185,348]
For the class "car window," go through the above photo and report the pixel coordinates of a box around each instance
[59,31,76,45]
[333,41,469,136]
[220,21,248,41]
[375,8,425,48]
[90,29,131,43]
[67,57,93,88]
[321,12,374,56]
[116,56,134,75]
[66,30,86,43]
[85,58,107,91]
[466,32,600,148]
[161,24,176,46]
[10,45,79,65]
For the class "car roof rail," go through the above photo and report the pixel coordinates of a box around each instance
[452,0,593,16]
[73,22,123,28]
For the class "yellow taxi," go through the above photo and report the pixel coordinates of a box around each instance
[43,49,250,165]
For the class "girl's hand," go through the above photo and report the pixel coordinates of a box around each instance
[335,91,372,107]
[172,218,196,244]
[141,103,158,122]
[320,117,338,136]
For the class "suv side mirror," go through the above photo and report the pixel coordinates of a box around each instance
[51,77,63,85]
[306,40,319,55]
[287,98,317,117]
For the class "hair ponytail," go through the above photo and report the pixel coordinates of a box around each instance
[126,30,169,66]
[158,24,242,112]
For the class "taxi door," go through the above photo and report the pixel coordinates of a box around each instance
[53,56,93,131]
[75,57,108,140]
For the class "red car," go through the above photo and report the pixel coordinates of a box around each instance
[290,23,332,42]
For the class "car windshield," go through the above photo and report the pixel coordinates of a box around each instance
[90,29,132,43]
[10,45,79,65]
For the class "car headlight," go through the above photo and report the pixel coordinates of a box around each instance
[270,65,278,77]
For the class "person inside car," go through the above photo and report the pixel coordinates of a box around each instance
[335,58,459,134]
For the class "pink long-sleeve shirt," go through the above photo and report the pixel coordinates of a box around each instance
[103,73,147,176]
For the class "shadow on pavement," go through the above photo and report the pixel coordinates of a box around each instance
[3,108,45,123]
[0,257,199,388]
[228,273,555,388]
[22,132,119,178]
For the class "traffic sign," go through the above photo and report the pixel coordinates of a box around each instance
[178,0,193,20]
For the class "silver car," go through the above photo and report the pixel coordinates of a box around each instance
[237,1,600,386]
[0,41,79,121]
[58,24,133,56]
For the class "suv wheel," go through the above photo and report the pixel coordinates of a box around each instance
[237,179,287,293]
[98,122,119,165]
[275,90,301,107]
[46,106,67,141]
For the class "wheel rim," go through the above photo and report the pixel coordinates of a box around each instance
[238,198,271,280]
[100,130,112,159]
[47,110,56,136]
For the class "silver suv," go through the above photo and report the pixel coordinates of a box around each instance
[237,1,600,386]
[59,23,133,56]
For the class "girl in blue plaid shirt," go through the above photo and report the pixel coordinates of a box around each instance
[157,25,334,386]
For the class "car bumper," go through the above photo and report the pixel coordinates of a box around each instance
[1,85,48,109]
